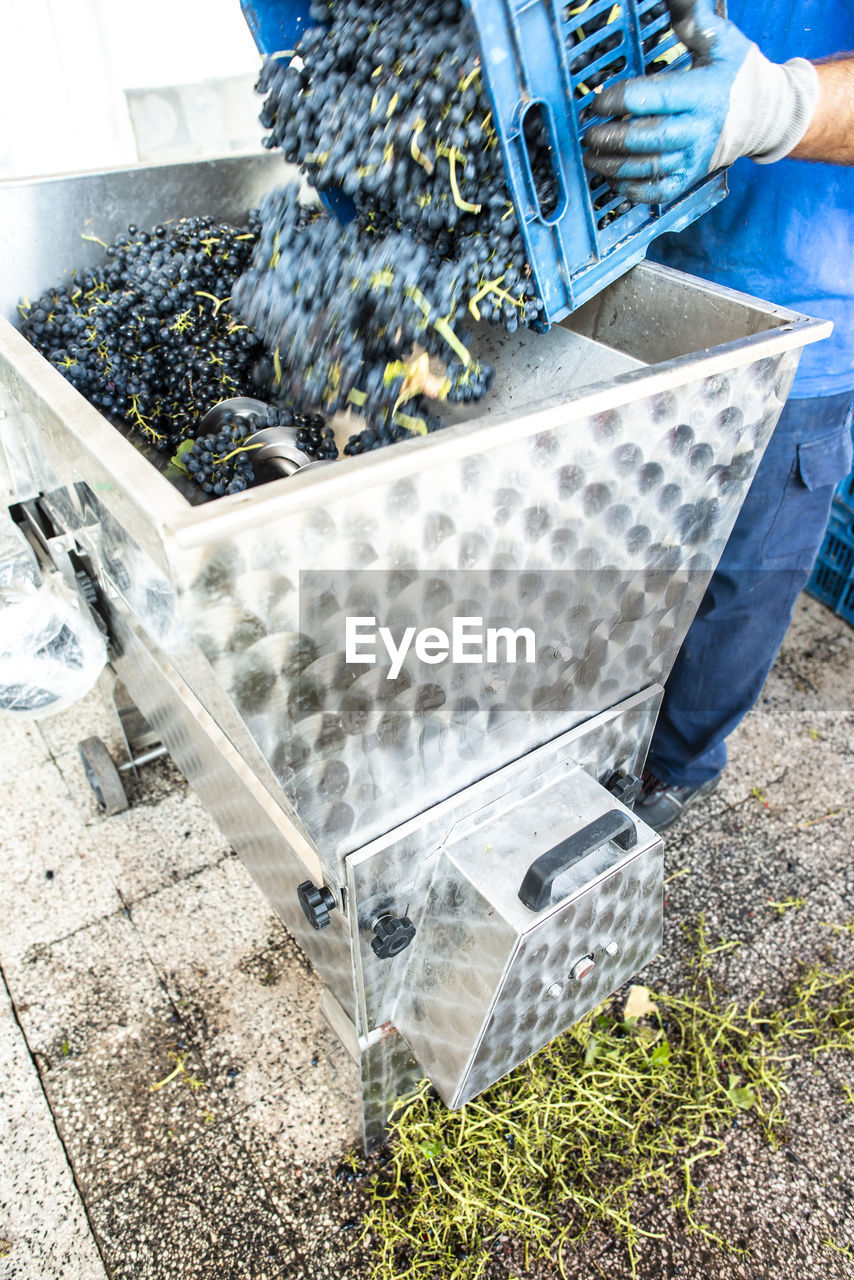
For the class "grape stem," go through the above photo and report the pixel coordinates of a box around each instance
[433,316,471,367]
[459,62,482,94]
[468,275,525,322]
[194,291,231,316]
[446,146,482,214]
[216,442,267,465]
[403,284,472,367]
[410,120,435,174]
[392,410,429,435]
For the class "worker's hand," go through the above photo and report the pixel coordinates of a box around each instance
[582,0,819,205]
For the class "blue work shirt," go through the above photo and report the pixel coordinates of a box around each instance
[651,1,854,399]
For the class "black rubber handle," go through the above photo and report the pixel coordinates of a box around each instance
[518,811,637,912]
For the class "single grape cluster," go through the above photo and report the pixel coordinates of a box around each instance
[186,415,257,496]
[342,412,445,456]
[292,412,338,458]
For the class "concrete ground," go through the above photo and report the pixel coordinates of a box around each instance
[0,594,852,1280]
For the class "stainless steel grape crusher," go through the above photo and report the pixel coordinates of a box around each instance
[0,150,828,1145]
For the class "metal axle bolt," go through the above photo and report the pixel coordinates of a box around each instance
[570,955,596,981]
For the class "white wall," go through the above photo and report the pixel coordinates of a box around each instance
[0,0,262,179]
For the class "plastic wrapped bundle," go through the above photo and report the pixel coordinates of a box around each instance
[0,518,107,719]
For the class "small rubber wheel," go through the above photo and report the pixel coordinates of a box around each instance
[78,737,129,815]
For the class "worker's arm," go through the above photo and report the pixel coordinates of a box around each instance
[789,57,854,165]
[582,0,852,206]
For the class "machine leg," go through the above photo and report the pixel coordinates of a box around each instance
[358,1025,422,1152]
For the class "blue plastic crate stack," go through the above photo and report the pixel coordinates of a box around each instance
[807,467,854,626]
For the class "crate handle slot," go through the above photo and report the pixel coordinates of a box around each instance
[518,809,637,911]
[519,100,568,225]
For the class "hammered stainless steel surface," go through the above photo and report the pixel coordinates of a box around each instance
[391,767,662,1107]
[172,345,801,862]
[460,844,662,1104]
[50,479,320,856]
[107,606,358,1021]
[348,686,661,1030]
[358,1025,421,1150]
[320,987,421,1151]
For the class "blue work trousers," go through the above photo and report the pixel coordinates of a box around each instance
[647,391,854,788]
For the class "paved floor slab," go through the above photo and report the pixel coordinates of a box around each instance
[87,1123,299,1280]
[128,858,329,1115]
[0,979,106,1280]
[7,912,211,1202]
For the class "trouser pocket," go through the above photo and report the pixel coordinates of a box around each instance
[761,412,853,567]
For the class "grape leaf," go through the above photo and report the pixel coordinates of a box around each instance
[170,439,195,474]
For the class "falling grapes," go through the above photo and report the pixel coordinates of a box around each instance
[18,0,676,486]
[237,0,558,451]
[232,185,495,434]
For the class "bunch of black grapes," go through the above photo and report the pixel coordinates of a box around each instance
[248,0,681,423]
[19,216,266,452]
[256,0,551,313]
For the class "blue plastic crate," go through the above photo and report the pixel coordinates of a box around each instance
[239,0,727,324]
[464,0,726,320]
[838,577,854,627]
[806,500,854,620]
[836,465,854,516]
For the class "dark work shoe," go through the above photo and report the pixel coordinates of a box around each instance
[636,768,722,834]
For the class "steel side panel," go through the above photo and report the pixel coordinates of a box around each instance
[454,842,663,1105]
[107,606,357,1022]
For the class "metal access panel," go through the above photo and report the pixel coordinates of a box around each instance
[391,765,661,1106]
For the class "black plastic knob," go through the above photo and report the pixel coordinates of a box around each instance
[371,914,416,959]
[606,770,643,809]
[297,880,337,930]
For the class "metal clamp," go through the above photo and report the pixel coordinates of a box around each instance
[518,811,637,912]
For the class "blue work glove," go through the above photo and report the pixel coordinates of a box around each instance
[582,0,819,205]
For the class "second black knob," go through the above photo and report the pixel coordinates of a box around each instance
[371,914,416,959]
